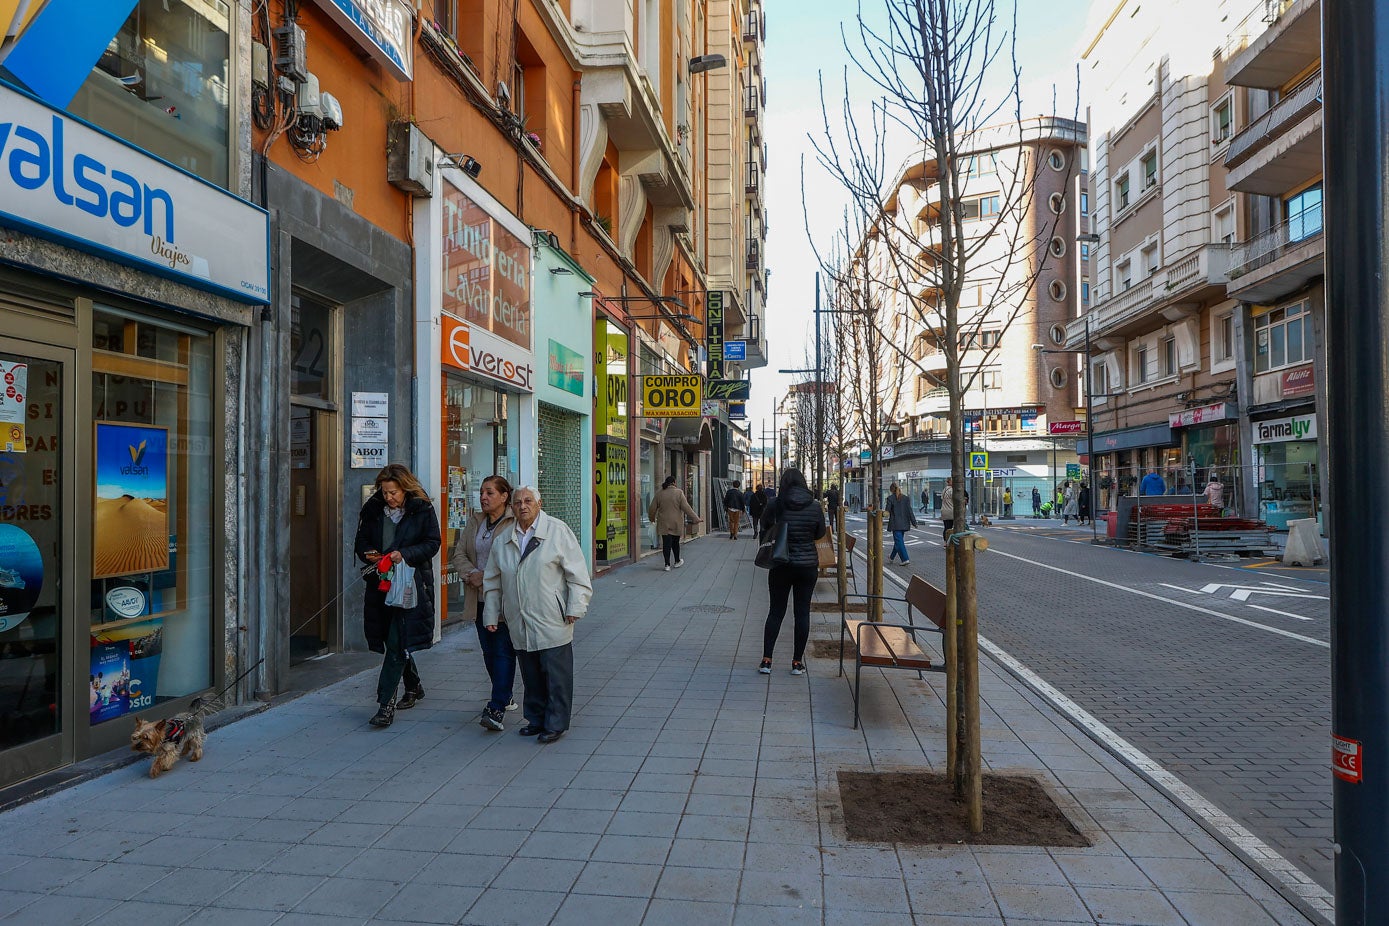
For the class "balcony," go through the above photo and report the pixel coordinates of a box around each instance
[1225,73,1322,196]
[746,241,760,271]
[1068,244,1231,346]
[743,11,759,43]
[745,162,759,195]
[744,83,760,122]
[1224,0,1320,90]
[1227,205,1324,303]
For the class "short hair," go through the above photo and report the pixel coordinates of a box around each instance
[514,485,542,505]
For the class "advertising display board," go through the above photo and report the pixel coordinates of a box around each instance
[642,374,702,418]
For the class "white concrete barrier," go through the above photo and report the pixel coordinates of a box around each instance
[1282,518,1325,567]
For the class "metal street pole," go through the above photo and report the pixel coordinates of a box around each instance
[814,272,823,494]
[1325,2,1389,921]
[1086,317,1098,544]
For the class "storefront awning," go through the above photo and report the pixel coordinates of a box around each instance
[663,417,714,451]
[1078,422,1176,456]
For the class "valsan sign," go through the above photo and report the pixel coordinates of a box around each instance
[442,313,535,392]
[0,85,269,304]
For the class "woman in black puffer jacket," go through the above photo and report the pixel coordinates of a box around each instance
[757,468,826,676]
[354,463,441,728]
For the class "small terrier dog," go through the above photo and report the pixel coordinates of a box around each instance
[130,699,210,778]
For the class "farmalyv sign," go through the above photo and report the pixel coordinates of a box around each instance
[1255,413,1317,444]
[0,84,270,304]
[706,290,726,380]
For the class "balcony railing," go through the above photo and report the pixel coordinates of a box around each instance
[1223,0,1299,61]
[1225,71,1322,167]
[743,11,759,42]
[746,241,760,270]
[1228,203,1324,279]
[744,84,759,118]
[745,163,759,194]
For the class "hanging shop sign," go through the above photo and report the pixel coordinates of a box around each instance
[307,0,414,81]
[0,85,270,304]
[1255,413,1317,444]
[728,401,747,420]
[723,340,747,361]
[442,313,535,392]
[1280,364,1315,398]
[701,400,723,417]
[706,290,726,379]
[1048,420,1084,436]
[706,378,750,401]
[642,374,702,418]
[1168,402,1232,428]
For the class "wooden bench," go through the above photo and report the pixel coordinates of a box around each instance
[839,575,948,729]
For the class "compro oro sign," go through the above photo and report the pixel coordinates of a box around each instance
[642,375,702,418]
[0,85,270,304]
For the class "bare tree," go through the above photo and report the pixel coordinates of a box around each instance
[805,0,1080,832]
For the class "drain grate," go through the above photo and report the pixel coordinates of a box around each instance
[683,604,736,614]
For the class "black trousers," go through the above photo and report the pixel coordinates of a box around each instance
[763,564,817,662]
[517,643,574,733]
[662,534,681,565]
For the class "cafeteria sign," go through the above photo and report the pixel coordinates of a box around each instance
[642,375,702,418]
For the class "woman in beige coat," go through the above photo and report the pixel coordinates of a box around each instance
[647,475,701,571]
[454,475,517,730]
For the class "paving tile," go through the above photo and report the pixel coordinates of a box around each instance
[904,877,1001,919]
[641,898,735,926]
[655,864,741,904]
[375,881,483,924]
[211,871,326,912]
[3,856,104,893]
[676,814,751,842]
[291,875,404,918]
[591,833,673,865]
[459,887,565,926]
[490,857,584,893]
[665,838,746,870]
[573,860,663,897]
[76,900,199,926]
[173,909,282,926]
[991,882,1091,923]
[0,892,117,925]
[1074,885,1186,926]
[551,892,649,926]
[1051,851,1156,889]
[1133,855,1243,894]
[1163,890,1282,926]
[57,861,177,900]
[268,843,364,878]
[736,869,824,908]
[730,901,825,925]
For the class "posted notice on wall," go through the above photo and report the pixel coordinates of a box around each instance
[1,360,26,452]
[351,392,389,417]
[351,443,388,470]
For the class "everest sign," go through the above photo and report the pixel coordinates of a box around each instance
[1048,420,1084,436]
[0,85,269,304]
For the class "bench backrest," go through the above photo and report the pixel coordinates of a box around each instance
[905,575,947,630]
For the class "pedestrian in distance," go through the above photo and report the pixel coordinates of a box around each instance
[920,486,930,514]
[750,484,768,540]
[1203,474,1224,511]
[742,484,755,521]
[1062,481,1079,525]
[455,475,519,732]
[1078,482,1092,525]
[885,482,917,566]
[941,476,968,542]
[723,481,745,540]
[648,475,701,570]
[1032,486,1042,517]
[826,482,842,534]
[1140,469,1167,497]
[1002,487,1013,518]
[757,468,826,677]
[354,463,442,729]
[483,486,592,744]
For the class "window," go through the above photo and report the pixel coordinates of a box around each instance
[1216,312,1235,363]
[1213,203,1235,245]
[1285,185,1323,242]
[1116,174,1131,210]
[1254,301,1312,373]
[1212,96,1233,144]
[1142,243,1158,277]
[1093,360,1108,394]
[1048,279,1068,302]
[962,154,997,177]
[979,195,1001,218]
[1162,336,1177,376]
[1117,260,1132,291]
[1048,192,1066,214]
[1048,149,1067,171]
[1080,190,1090,215]
[68,0,231,186]
[1082,281,1091,303]
[1049,367,1067,389]
[1134,345,1149,383]
[1142,150,1158,189]
[1050,324,1066,346]
[1049,236,1067,257]
[1080,242,1091,260]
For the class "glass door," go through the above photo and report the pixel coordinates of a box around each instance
[0,341,72,785]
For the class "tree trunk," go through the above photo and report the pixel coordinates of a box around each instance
[944,539,958,778]
[959,535,984,833]
[868,510,884,622]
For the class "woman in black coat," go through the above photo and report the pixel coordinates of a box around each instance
[354,463,441,728]
[749,485,768,540]
[757,468,826,677]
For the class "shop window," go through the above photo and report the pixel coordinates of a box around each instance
[90,307,216,722]
[1254,300,1312,373]
[69,0,231,186]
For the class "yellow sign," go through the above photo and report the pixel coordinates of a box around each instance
[642,374,702,418]
[969,451,989,472]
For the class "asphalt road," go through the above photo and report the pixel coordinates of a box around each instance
[842,511,1333,892]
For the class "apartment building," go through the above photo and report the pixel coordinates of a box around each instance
[0,0,761,789]
[853,119,1089,514]
[1221,0,1324,531]
[1074,0,1245,511]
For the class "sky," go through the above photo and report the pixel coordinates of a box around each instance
[747,0,1099,452]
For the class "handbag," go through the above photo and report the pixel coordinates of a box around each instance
[755,502,792,569]
[384,561,418,609]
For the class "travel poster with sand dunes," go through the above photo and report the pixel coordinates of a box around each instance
[93,423,170,580]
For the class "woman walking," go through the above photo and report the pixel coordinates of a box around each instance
[1078,482,1092,525]
[1062,481,1079,525]
[648,475,701,570]
[455,475,518,731]
[354,463,441,728]
[484,486,592,744]
[885,482,918,566]
[941,476,968,542]
[757,468,826,677]
[749,484,768,541]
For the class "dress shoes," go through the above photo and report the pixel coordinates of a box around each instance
[518,724,545,736]
[537,730,565,744]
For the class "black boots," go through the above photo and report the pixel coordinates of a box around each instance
[369,699,396,727]
[398,685,425,710]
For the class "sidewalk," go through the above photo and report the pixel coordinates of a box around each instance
[0,535,1319,925]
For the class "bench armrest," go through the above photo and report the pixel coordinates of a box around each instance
[843,593,909,604]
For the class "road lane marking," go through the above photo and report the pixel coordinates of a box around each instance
[1247,604,1313,621]
[864,559,1336,924]
[985,547,1329,649]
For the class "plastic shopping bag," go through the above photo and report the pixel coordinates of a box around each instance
[384,561,417,609]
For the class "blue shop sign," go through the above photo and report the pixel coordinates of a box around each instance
[0,84,269,304]
[723,340,747,361]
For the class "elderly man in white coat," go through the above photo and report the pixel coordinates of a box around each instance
[483,486,592,744]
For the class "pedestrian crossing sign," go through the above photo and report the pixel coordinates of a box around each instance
[969,451,989,472]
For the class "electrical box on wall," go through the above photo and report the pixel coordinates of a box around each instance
[251,41,269,88]
[387,122,435,197]
[273,22,307,82]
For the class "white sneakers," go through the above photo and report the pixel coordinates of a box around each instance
[674,560,685,568]
[664,565,671,572]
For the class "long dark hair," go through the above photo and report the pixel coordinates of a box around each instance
[779,468,808,496]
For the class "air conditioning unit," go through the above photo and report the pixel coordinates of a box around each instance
[387,122,435,197]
